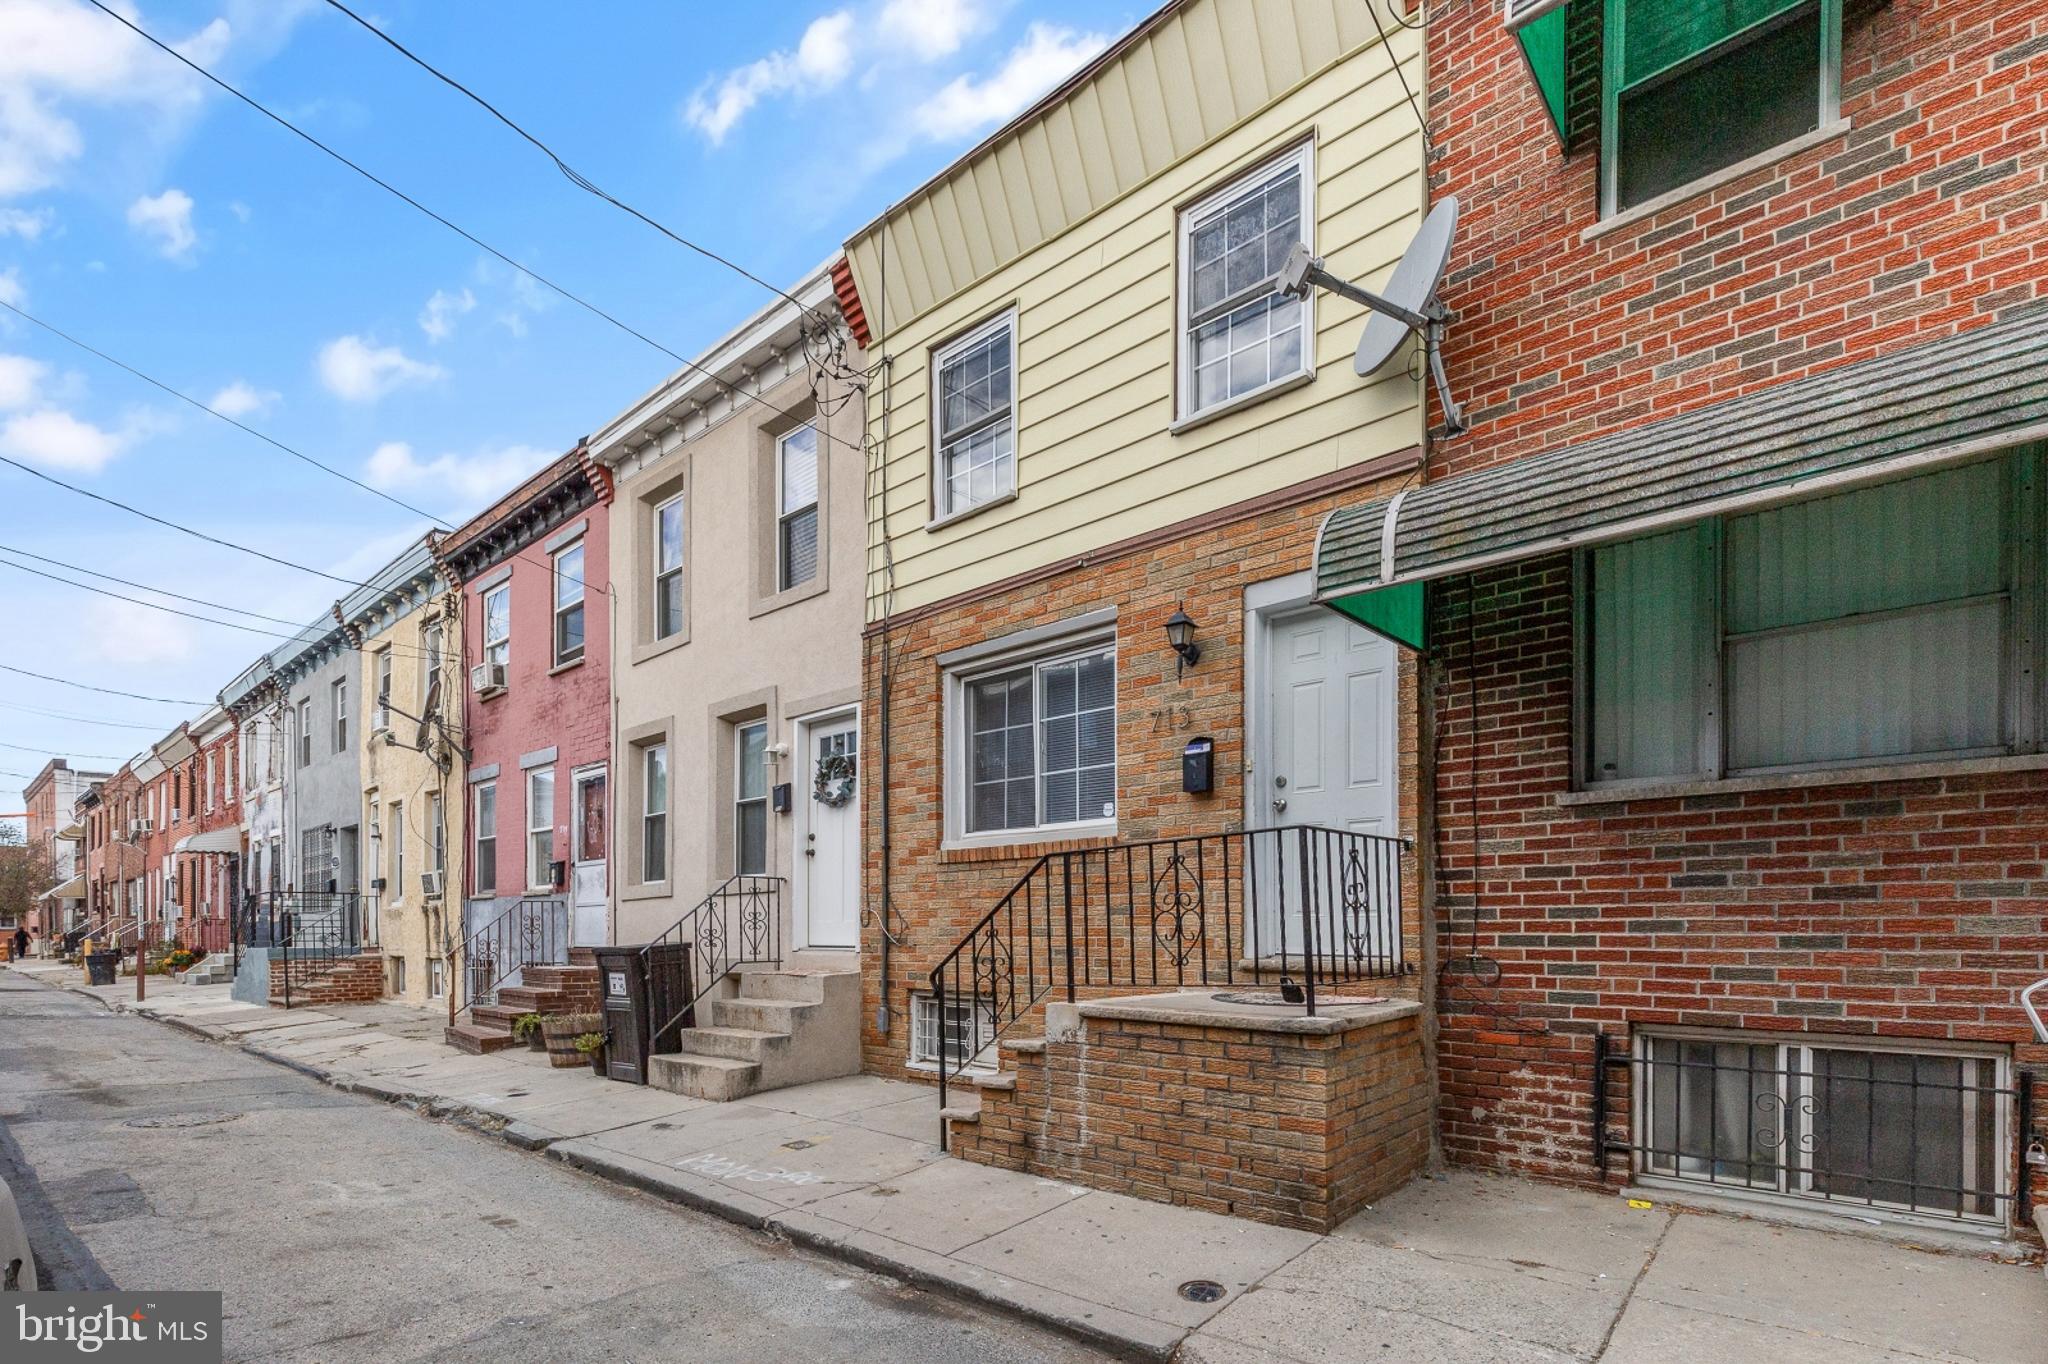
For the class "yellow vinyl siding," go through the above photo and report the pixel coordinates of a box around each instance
[851,0,1426,617]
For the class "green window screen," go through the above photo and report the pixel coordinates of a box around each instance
[1516,6,1570,137]
[1587,526,1709,782]
[1619,0,1806,88]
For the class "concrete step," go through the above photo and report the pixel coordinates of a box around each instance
[444,1023,518,1055]
[670,1025,781,1063]
[738,970,827,1004]
[647,1052,761,1102]
[707,996,815,1034]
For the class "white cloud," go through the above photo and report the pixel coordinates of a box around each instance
[126,187,196,260]
[85,598,196,666]
[208,379,277,418]
[0,407,127,472]
[879,0,993,62]
[364,440,555,508]
[683,10,857,144]
[417,286,474,342]
[0,205,52,240]
[0,353,46,408]
[912,23,1107,143]
[0,267,21,305]
[316,335,444,402]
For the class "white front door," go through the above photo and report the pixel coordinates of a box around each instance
[1255,604,1399,956]
[570,767,607,946]
[798,715,860,950]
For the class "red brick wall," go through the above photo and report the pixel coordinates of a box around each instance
[860,468,1426,1082]
[1428,0,2048,477]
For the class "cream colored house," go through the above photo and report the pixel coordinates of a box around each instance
[592,265,866,960]
[348,536,464,1007]
[838,0,1431,1079]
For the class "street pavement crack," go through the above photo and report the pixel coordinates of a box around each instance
[1588,1207,1675,1361]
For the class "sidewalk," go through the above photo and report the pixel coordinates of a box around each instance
[12,958,2045,1362]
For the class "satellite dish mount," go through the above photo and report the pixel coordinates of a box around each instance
[1279,196,1467,437]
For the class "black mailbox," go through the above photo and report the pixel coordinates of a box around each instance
[1182,736,1215,794]
[771,782,793,813]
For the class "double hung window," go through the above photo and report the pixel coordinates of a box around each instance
[1179,144,1312,420]
[932,315,1016,519]
[956,643,1117,839]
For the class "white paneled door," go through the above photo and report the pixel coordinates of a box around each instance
[798,715,860,950]
[570,767,607,946]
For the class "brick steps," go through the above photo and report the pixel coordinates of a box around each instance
[442,962,601,1053]
[269,951,384,1007]
[445,1023,520,1055]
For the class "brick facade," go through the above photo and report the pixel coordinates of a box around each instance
[860,461,1426,1083]
[952,1000,1432,1233]
[1423,0,2048,1227]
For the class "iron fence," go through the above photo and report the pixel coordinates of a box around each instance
[455,897,569,1022]
[930,825,1408,1133]
[237,892,374,1008]
[1595,1034,2030,1226]
[641,876,783,1052]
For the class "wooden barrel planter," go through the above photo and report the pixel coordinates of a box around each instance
[541,1013,601,1069]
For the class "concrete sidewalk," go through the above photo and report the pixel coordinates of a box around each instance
[11,959,2045,1362]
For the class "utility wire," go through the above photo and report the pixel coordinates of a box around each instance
[0,544,310,627]
[0,700,179,733]
[0,299,449,529]
[0,665,208,707]
[0,739,129,763]
[82,0,860,464]
[0,555,311,642]
[319,0,826,327]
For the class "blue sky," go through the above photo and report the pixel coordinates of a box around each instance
[0,0,1129,820]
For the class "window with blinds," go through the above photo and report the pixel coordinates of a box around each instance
[1580,450,2038,785]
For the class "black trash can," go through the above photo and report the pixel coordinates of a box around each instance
[591,944,692,1085]
[86,950,120,986]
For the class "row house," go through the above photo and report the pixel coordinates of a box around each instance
[437,448,613,1049]
[347,535,462,1006]
[21,758,107,945]
[586,263,867,1092]
[166,706,242,953]
[1288,0,2048,1243]
[221,654,286,900]
[839,0,1433,1226]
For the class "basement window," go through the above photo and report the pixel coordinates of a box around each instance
[1603,0,1841,215]
[909,993,995,1072]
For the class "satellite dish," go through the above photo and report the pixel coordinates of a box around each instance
[1278,195,1466,435]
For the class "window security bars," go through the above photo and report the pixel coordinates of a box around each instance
[1595,1034,2029,1227]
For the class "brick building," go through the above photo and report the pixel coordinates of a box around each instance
[20,759,108,944]
[168,706,242,954]
[1306,0,2048,1241]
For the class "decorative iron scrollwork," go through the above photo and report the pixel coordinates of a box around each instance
[1149,850,1205,966]
[1751,1091,1818,1153]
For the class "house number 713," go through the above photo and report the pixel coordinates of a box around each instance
[1150,705,1193,733]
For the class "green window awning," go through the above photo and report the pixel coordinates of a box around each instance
[1512,1,1572,139]
[1314,311,2048,652]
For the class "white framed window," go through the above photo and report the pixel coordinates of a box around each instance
[526,767,555,891]
[472,781,497,896]
[641,743,668,883]
[297,699,312,768]
[428,957,444,999]
[777,425,821,591]
[1178,141,1313,422]
[1633,1028,2009,1227]
[948,638,1117,843]
[909,993,995,1072]
[553,542,586,665]
[1578,452,2040,788]
[427,789,445,879]
[245,724,257,788]
[423,620,444,705]
[373,649,393,732]
[654,494,685,639]
[332,679,348,753]
[482,583,511,672]
[204,753,214,812]
[734,722,767,875]
[388,800,404,899]
[931,312,1016,520]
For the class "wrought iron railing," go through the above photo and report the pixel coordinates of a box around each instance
[239,892,374,1008]
[931,825,1408,1130]
[641,875,783,1053]
[1594,1034,2031,1226]
[455,897,569,1023]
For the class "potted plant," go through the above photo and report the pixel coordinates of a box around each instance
[539,1012,601,1068]
[511,1013,545,1051]
[573,1030,607,1075]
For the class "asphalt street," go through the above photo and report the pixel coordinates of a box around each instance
[0,973,1107,1363]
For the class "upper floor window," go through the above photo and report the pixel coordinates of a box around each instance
[777,425,820,590]
[332,678,348,753]
[423,621,444,704]
[1580,451,2038,787]
[373,649,393,732]
[932,313,1016,520]
[1603,0,1840,215]
[297,699,313,768]
[654,494,685,640]
[553,543,586,666]
[1178,143,1311,421]
[482,584,511,673]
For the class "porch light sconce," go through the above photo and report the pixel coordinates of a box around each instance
[1165,604,1201,679]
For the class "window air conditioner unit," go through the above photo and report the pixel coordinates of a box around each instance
[470,663,506,695]
[130,818,153,837]
[420,870,445,899]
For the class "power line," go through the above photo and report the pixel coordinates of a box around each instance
[0,700,177,732]
[0,664,209,707]
[0,555,308,642]
[0,299,450,528]
[320,0,824,326]
[0,739,129,763]
[82,0,859,466]
[0,543,310,627]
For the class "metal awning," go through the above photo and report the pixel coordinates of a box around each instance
[1315,310,2048,649]
[39,876,84,901]
[173,828,243,856]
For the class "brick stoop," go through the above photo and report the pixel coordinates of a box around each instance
[442,961,601,1053]
[269,951,385,1008]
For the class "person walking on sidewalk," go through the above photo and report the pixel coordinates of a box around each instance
[9,925,28,962]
